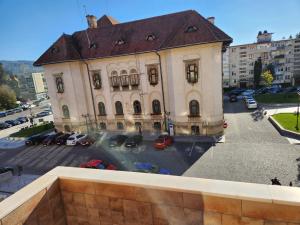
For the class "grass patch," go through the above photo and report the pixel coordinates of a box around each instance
[10,123,54,137]
[272,113,300,133]
[255,93,298,104]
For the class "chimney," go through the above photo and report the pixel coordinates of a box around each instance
[86,15,97,29]
[207,17,215,24]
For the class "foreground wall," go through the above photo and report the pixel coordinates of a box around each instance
[1,167,300,225]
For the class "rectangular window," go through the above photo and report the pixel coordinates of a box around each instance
[185,61,199,84]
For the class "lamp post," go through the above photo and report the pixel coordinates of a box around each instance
[296,92,300,130]
[82,114,89,134]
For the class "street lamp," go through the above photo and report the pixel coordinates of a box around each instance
[296,91,300,130]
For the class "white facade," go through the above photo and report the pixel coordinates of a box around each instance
[44,43,224,135]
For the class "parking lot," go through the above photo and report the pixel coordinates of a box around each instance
[184,99,300,186]
[0,137,213,176]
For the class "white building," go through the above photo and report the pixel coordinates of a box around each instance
[223,31,297,88]
[34,10,232,135]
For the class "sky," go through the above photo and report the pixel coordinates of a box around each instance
[0,0,299,61]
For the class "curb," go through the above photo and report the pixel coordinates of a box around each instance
[268,116,300,140]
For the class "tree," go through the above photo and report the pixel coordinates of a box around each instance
[266,63,275,78]
[296,33,300,39]
[254,57,262,88]
[262,70,273,86]
[0,85,17,110]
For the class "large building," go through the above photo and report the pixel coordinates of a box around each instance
[223,31,299,88]
[19,72,47,100]
[34,10,232,135]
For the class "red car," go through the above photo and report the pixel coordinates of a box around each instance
[80,159,117,170]
[154,135,174,150]
[78,135,95,146]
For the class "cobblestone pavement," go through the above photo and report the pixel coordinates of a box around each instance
[184,100,300,186]
[0,139,212,176]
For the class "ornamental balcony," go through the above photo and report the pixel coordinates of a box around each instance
[0,167,300,225]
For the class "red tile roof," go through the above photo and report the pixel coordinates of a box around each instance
[34,10,232,66]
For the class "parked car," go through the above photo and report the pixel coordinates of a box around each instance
[134,162,171,175]
[0,122,11,130]
[13,107,23,113]
[229,94,238,102]
[247,100,258,109]
[108,135,128,147]
[25,134,49,145]
[42,132,63,146]
[241,89,255,97]
[21,103,30,110]
[154,135,173,150]
[56,133,72,145]
[66,133,87,146]
[283,87,297,93]
[5,120,21,126]
[124,135,143,148]
[244,96,255,103]
[228,88,245,96]
[16,117,28,124]
[5,109,15,115]
[80,159,117,170]
[78,135,96,146]
[36,111,51,118]
[0,111,7,118]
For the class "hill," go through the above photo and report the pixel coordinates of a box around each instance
[0,60,43,76]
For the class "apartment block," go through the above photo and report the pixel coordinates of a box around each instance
[223,31,299,88]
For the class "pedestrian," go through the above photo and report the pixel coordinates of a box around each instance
[289,181,293,186]
[138,126,142,135]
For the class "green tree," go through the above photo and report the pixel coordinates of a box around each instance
[0,85,17,110]
[266,63,275,78]
[254,57,262,88]
[262,70,273,86]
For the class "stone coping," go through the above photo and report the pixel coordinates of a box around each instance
[269,115,300,140]
[1,166,300,220]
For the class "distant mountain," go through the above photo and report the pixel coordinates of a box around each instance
[0,60,43,76]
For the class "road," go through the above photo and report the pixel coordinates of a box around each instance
[0,139,212,176]
[184,100,300,186]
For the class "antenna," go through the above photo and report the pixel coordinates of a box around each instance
[82,4,91,46]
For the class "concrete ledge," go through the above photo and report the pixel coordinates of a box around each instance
[1,167,300,224]
[269,115,300,140]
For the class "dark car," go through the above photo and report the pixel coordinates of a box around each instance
[229,94,238,102]
[36,111,51,118]
[25,134,49,145]
[5,110,15,115]
[0,122,11,130]
[0,111,7,118]
[56,133,72,145]
[229,88,245,96]
[13,108,23,113]
[78,135,96,146]
[124,135,143,148]
[42,132,63,146]
[5,120,21,126]
[16,117,28,124]
[108,135,128,147]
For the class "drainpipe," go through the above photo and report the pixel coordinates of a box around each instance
[82,61,98,132]
[155,51,168,132]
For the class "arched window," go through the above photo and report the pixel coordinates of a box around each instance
[117,122,124,130]
[148,66,159,85]
[111,71,120,88]
[189,100,199,116]
[115,101,123,115]
[120,70,129,87]
[129,69,139,87]
[98,102,106,116]
[62,105,70,118]
[92,71,101,89]
[152,100,161,114]
[133,100,142,114]
[186,62,198,83]
[99,122,106,130]
[64,125,71,132]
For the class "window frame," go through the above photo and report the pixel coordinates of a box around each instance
[148,66,159,85]
[133,100,142,115]
[189,100,200,117]
[152,100,161,115]
[186,61,199,84]
[92,70,101,89]
[98,102,106,116]
[62,105,70,118]
[115,101,124,115]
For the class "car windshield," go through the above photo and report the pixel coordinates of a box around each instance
[77,135,84,138]
[156,138,164,143]
[68,137,75,140]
